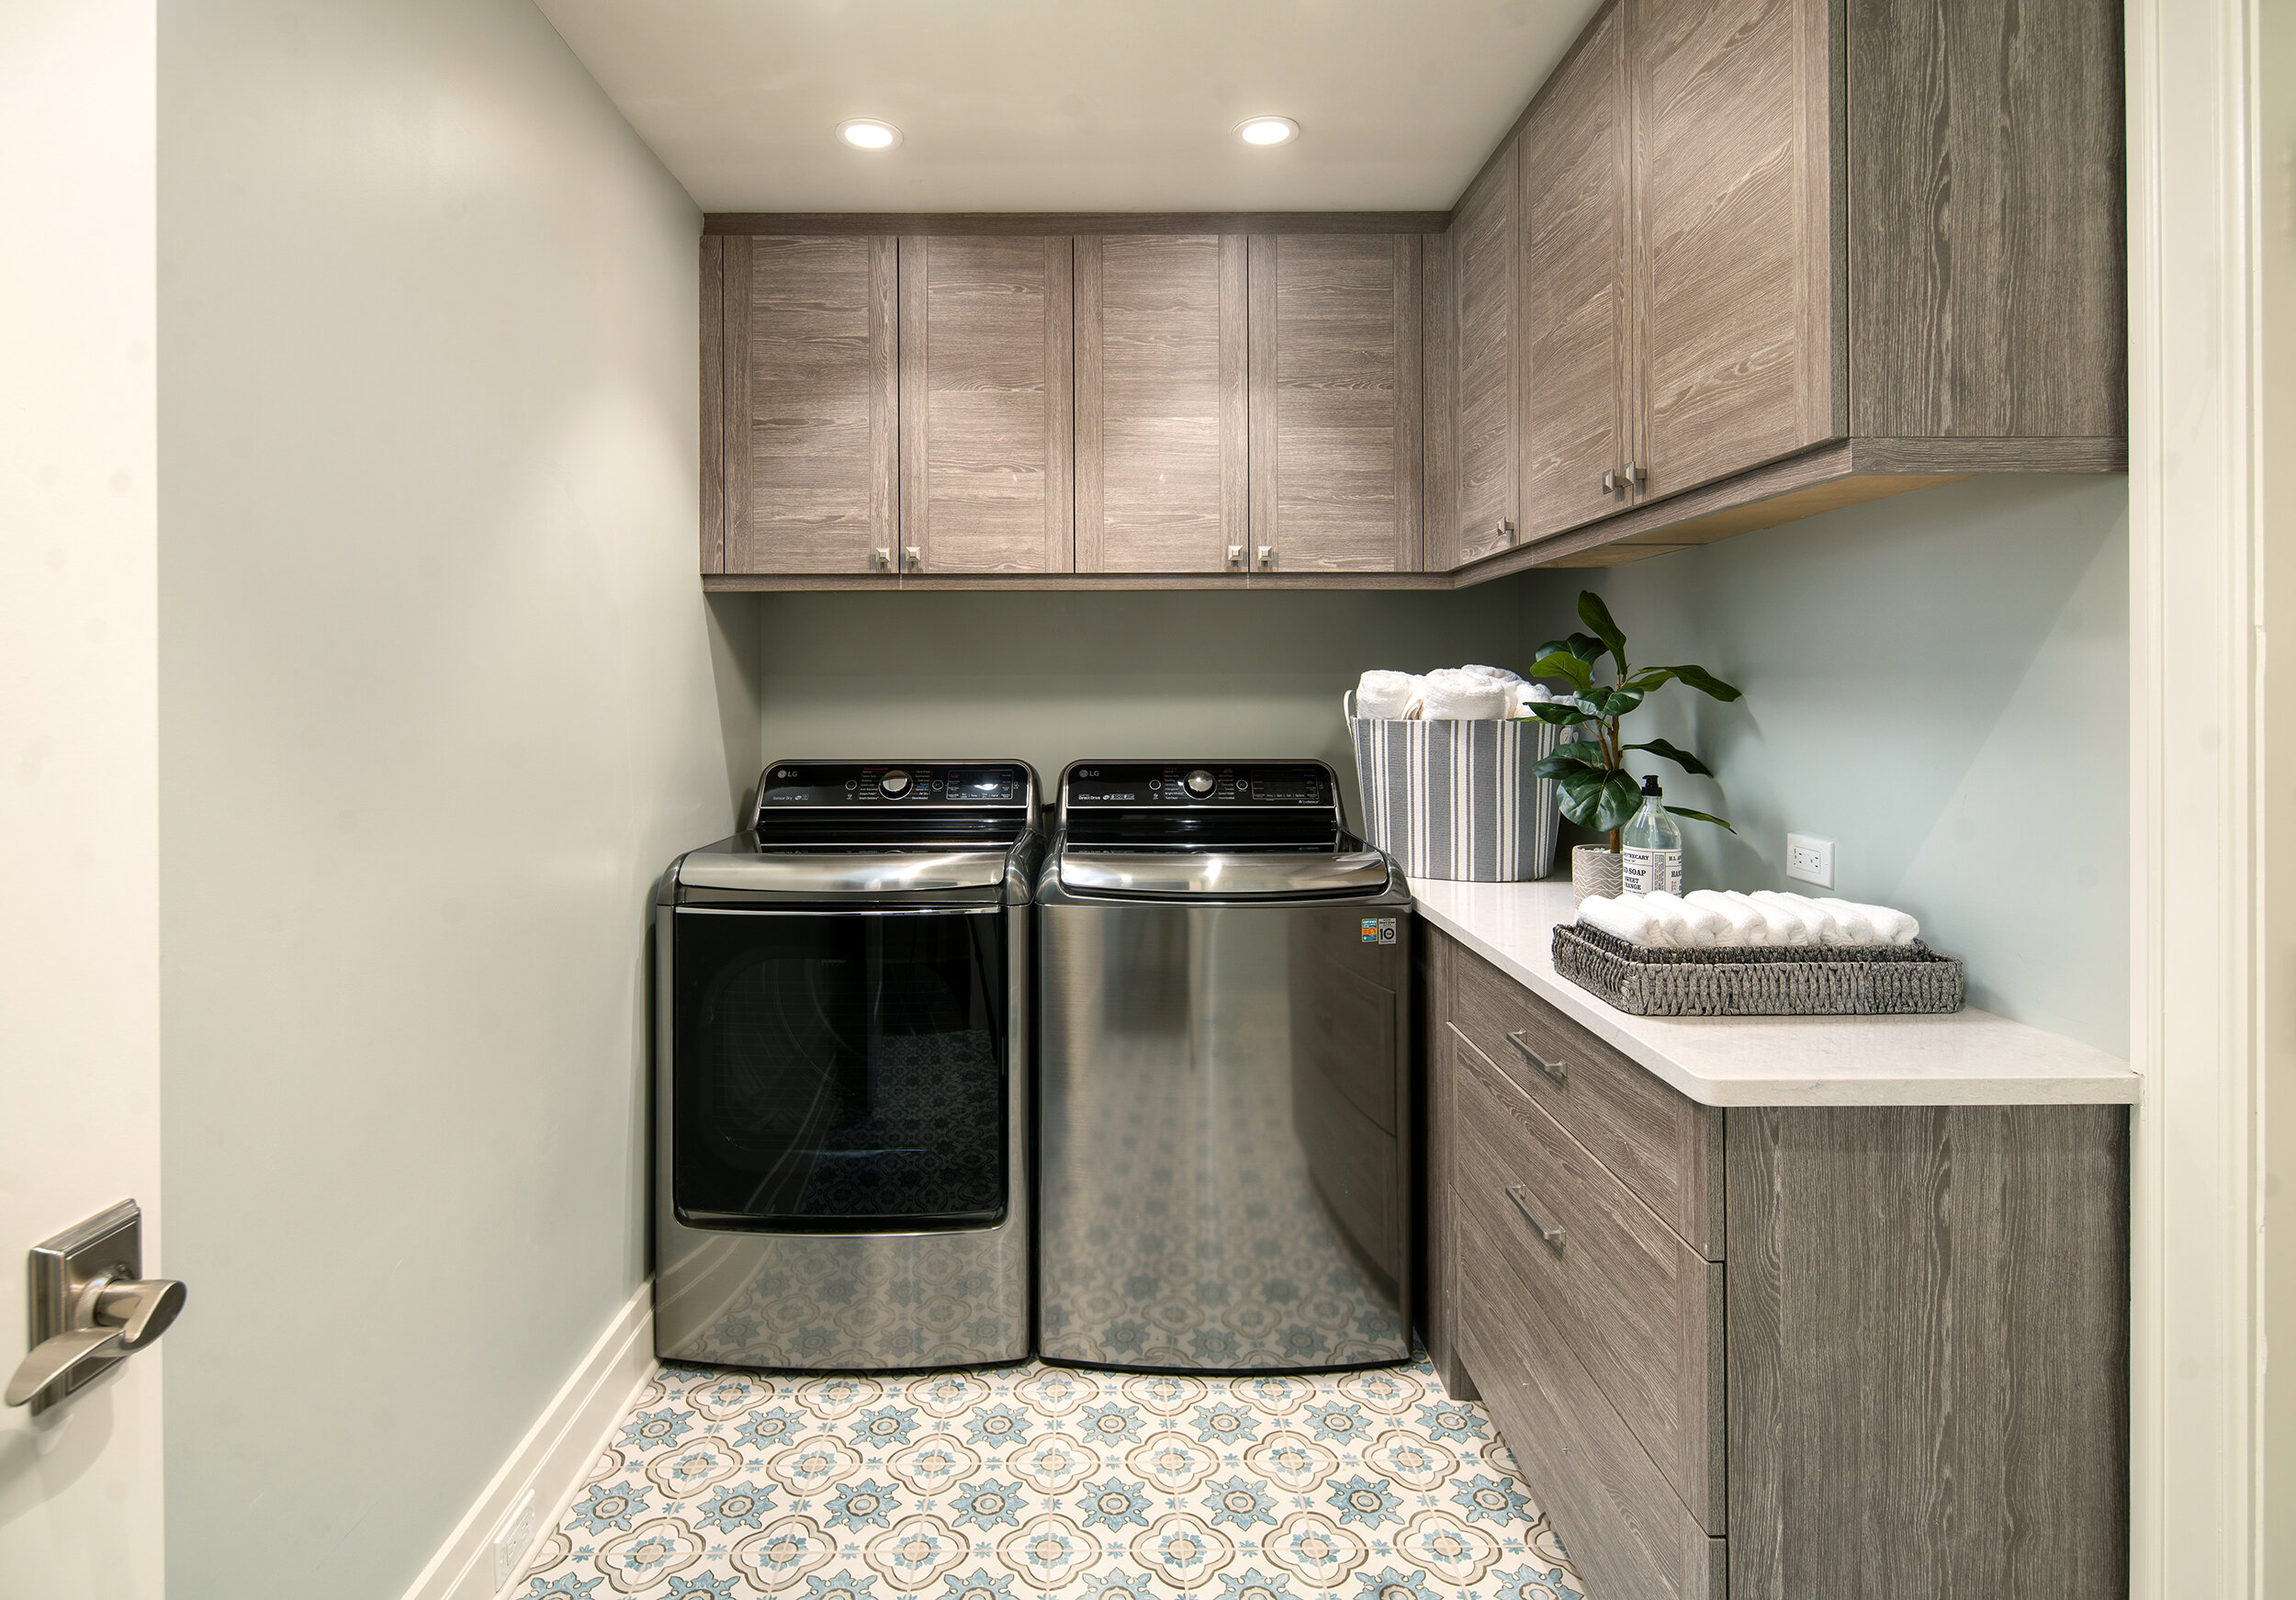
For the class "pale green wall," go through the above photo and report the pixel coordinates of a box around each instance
[748,583,1536,831]
[1531,475,2130,1054]
[159,2,749,1593]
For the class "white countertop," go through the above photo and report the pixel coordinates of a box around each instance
[1411,876,2140,1108]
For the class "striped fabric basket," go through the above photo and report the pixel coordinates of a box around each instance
[1344,692,1559,883]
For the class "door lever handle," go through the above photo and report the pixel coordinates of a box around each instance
[6,1328,121,1408]
[5,1276,184,1407]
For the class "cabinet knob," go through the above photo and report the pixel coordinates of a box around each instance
[1256,545,1276,569]
[1603,468,1619,494]
[901,546,922,571]
[870,547,891,570]
[1226,545,1244,569]
[1623,461,1640,489]
[1497,520,1515,545]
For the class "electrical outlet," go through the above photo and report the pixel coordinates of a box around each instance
[1785,833,1835,889]
[493,1490,538,1593]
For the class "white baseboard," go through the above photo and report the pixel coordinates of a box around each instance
[398,1283,657,1600]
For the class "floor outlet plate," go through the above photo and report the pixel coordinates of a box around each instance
[493,1489,537,1592]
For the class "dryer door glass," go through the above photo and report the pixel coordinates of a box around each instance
[671,907,1007,1230]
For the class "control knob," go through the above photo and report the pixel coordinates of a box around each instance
[1184,769,1216,797]
[879,769,911,797]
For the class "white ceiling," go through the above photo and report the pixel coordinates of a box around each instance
[532,1,1602,214]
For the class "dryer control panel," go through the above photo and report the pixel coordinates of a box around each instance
[1061,761,1334,810]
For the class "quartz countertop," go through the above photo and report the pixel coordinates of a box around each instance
[1410,876,2140,1108]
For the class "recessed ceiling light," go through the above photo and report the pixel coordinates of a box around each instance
[837,118,902,151]
[1236,116,1300,147]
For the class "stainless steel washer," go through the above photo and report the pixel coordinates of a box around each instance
[655,761,1038,1370]
[1035,760,1414,1373]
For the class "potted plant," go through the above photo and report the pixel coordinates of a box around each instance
[1529,592,1741,900]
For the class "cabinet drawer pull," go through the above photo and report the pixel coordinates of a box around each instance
[1505,1030,1568,1085]
[1505,1184,1566,1250]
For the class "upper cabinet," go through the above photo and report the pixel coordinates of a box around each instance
[1632,0,1839,503]
[708,235,897,577]
[1517,1,1632,543]
[1247,235,1423,575]
[1433,146,1525,568]
[898,236,1075,576]
[1075,234,1247,575]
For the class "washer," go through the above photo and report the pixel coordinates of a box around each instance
[1035,760,1414,1373]
[655,760,1039,1370]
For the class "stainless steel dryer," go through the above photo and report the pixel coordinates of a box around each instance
[1035,760,1414,1373]
[655,761,1038,1370]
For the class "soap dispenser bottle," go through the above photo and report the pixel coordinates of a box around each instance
[1621,774,1683,895]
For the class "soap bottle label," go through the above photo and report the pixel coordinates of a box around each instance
[1623,847,1682,896]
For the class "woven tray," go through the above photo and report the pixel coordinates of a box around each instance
[1551,922,1966,1017]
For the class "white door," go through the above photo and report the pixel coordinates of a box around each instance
[0,1,166,1593]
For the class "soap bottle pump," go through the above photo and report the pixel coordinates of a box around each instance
[1621,774,1683,895]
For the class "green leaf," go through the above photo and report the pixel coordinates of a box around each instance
[1626,738,1713,777]
[1566,631,1610,666]
[1659,663,1742,703]
[1529,650,1593,691]
[1595,685,1644,717]
[1593,772,1644,833]
[1620,668,1679,693]
[1553,768,1612,828]
[1576,591,1626,663]
[1664,805,1736,833]
[1533,753,1597,781]
[1552,739,1605,766]
[1526,701,1591,727]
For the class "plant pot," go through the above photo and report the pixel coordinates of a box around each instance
[1570,843,1624,904]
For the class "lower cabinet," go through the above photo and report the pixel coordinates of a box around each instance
[1420,927,2130,1600]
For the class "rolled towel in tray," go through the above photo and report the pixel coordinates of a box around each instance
[1642,890,1725,948]
[1418,667,1514,720]
[1773,891,1861,946]
[1686,889,1769,946]
[1745,891,1821,947]
[1354,670,1423,720]
[1578,895,1671,948]
[1818,897,1920,946]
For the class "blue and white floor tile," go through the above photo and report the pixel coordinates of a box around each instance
[518,1357,1586,1599]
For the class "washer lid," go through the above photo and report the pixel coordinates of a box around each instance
[1056,847,1391,899]
[680,848,1011,896]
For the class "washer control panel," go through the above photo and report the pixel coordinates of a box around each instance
[755,761,1032,808]
[1061,761,1334,809]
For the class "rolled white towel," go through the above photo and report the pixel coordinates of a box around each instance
[1643,891,1726,948]
[1799,896,1878,945]
[1686,889,1768,947]
[1355,670,1423,720]
[1719,892,1802,945]
[1578,895,1672,948]
[1459,663,1525,685]
[1748,891,1825,947]
[1818,897,1920,946]
[1769,891,1855,947]
[1418,667,1514,720]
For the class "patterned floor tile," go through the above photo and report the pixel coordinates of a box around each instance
[518,1355,1587,1599]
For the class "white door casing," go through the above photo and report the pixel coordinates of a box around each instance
[0,1,165,1593]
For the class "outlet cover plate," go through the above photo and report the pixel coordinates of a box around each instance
[1785,833,1835,889]
[493,1489,538,1593]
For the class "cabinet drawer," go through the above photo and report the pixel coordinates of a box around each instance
[1449,939,1721,1256]
[1453,1028,1725,1529]
[1456,1204,1725,1600]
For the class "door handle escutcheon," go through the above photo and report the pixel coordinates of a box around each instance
[6,1200,185,1414]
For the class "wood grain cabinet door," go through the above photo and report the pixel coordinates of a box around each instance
[716,235,898,575]
[1630,0,1841,503]
[1246,234,1423,573]
[1448,145,1522,567]
[898,235,1075,574]
[1518,2,1634,542]
[1074,234,1247,574]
